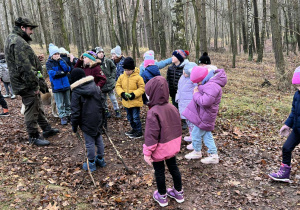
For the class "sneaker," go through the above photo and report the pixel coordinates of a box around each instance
[129,131,143,139]
[268,163,291,182]
[83,160,96,172]
[183,135,192,142]
[61,117,68,125]
[0,112,9,117]
[11,95,16,99]
[186,143,193,150]
[95,156,106,167]
[153,190,168,207]
[167,187,184,203]
[43,128,60,138]
[29,136,50,146]
[125,129,135,136]
[185,150,202,160]
[201,154,219,164]
[3,94,10,98]
[115,109,121,118]
[105,109,111,118]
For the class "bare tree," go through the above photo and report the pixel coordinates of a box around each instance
[253,0,260,53]
[257,0,266,62]
[132,0,140,61]
[247,0,253,61]
[143,0,154,50]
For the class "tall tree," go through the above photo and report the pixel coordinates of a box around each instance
[247,0,253,61]
[3,0,10,35]
[0,34,3,52]
[156,0,167,58]
[172,0,187,49]
[295,0,300,51]
[103,0,115,48]
[257,0,266,62]
[88,0,97,48]
[151,0,160,53]
[37,0,50,51]
[132,0,140,62]
[192,0,201,61]
[116,0,126,52]
[69,0,83,56]
[8,0,14,28]
[214,0,218,50]
[143,0,154,50]
[252,0,260,53]
[270,0,287,89]
[228,0,236,67]
[200,0,207,53]
[239,0,248,53]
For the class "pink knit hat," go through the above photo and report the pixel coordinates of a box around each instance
[144,50,155,68]
[190,66,208,83]
[292,66,300,84]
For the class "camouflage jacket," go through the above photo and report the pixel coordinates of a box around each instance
[4,26,42,95]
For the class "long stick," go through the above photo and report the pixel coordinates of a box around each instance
[102,127,129,171]
[76,132,96,187]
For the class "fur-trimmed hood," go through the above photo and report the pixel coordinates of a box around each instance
[85,59,102,68]
[71,76,94,90]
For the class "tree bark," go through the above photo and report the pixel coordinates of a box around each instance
[132,0,140,62]
[143,0,154,50]
[270,0,287,89]
[239,1,247,53]
[103,0,115,48]
[228,0,236,67]
[214,0,218,50]
[8,0,15,29]
[156,0,167,58]
[296,0,300,51]
[172,0,187,49]
[253,0,260,53]
[200,0,207,53]
[257,0,266,62]
[152,0,160,53]
[116,0,126,52]
[37,0,50,51]
[3,0,11,35]
[192,0,201,61]
[247,0,253,61]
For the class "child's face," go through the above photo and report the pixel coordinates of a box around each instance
[111,53,116,60]
[183,70,189,77]
[52,53,60,60]
[97,52,104,59]
[294,84,300,90]
[197,81,202,85]
[83,56,91,65]
[125,69,134,75]
[172,55,179,64]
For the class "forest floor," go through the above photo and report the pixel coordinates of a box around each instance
[1,51,300,209]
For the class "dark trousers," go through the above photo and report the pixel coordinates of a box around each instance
[125,107,142,132]
[171,96,178,109]
[0,93,8,109]
[22,91,51,137]
[282,130,300,166]
[152,156,182,195]
[83,132,104,161]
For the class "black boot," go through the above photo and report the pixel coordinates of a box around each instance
[115,109,121,118]
[43,128,60,138]
[182,119,188,130]
[29,134,50,146]
[105,109,111,118]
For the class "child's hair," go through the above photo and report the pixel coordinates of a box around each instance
[190,66,208,83]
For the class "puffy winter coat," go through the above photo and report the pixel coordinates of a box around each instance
[115,56,125,81]
[71,76,105,137]
[46,58,70,93]
[143,76,182,162]
[141,65,160,84]
[182,69,227,131]
[175,75,197,119]
[99,57,116,93]
[285,90,300,133]
[0,60,11,83]
[166,62,186,98]
[74,59,107,88]
[115,67,145,108]
[139,57,172,76]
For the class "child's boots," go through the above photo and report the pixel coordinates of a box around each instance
[83,160,96,172]
[167,187,184,203]
[95,155,106,167]
[268,163,291,182]
[0,108,9,116]
[153,190,168,207]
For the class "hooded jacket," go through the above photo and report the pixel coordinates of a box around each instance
[4,26,43,95]
[166,61,186,98]
[71,76,105,137]
[139,57,172,76]
[143,76,182,162]
[141,65,160,84]
[99,57,116,93]
[115,67,145,108]
[74,59,107,88]
[115,56,125,81]
[182,69,227,131]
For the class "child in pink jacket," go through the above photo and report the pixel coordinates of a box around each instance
[143,76,184,207]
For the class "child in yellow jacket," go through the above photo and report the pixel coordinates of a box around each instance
[116,57,145,138]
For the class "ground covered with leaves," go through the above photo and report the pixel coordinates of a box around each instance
[1,52,300,209]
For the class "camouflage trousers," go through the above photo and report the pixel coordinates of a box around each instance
[21,91,51,138]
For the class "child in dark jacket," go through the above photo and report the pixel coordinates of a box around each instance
[143,76,184,207]
[269,67,300,182]
[70,68,106,172]
[46,43,71,125]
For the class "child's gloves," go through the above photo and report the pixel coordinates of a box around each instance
[125,92,131,99]
[202,70,215,85]
[279,125,291,137]
[72,125,77,133]
[128,93,135,100]
[144,155,153,166]
[121,92,128,101]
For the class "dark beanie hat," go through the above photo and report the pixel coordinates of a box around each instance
[123,57,135,70]
[198,52,211,64]
[172,49,189,63]
[70,68,86,84]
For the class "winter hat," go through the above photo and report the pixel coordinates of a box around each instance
[123,57,135,70]
[114,45,122,57]
[172,49,189,63]
[183,62,198,76]
[111,49,115,55]
[70,68,86,84]
[198,52,211,64]
[83,51,97,61]
[49,43,59,57]
[59,47,69,55]
[190,66,208,83]
[144,50,155,68]
[95,47,104,54]
[292,66,300,84]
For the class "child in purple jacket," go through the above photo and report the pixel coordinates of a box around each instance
[175,62,197,144]
[183,66,227,164]
[143,76,184,207]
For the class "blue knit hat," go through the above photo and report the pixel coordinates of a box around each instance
[183,62,197,76]
[49,43,59,57]
[83,51,97,61]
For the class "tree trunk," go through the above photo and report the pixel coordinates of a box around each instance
[152,0,160,53]
[257,0,266,62]
[8,0,14,28]
[143,0,154,50]
[121,0,130,54]
[296,0,300,51]
[0,34,3,52]
[228,0,236,68]
[200,0,207,53]
[192,0,201,61]
[253,0,260,54]
[172,0,187,49]
[37,0,50,51]
[3,0,11,35]
[116,0,126,52]
[270,0,287,89]
[28,0,43,48]
[239,0,247,53]
[69,0,83,56]
[156,0,167,58]
[15,0,22,16]
[247,0,253,61]
[132,0,140,62]
[88,0,97,48]
[214,0,218,50]
[103,0,115,48]
[282,4,289,55]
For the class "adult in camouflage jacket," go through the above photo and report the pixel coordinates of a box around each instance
[4,17,59,146]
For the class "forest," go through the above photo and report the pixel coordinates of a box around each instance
[1,0,300,209]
